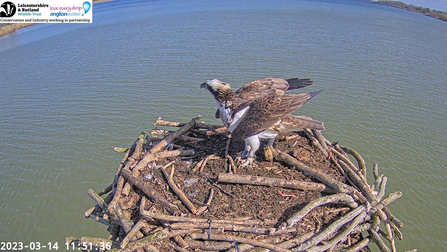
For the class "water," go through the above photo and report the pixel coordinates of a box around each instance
[1,0,446,251]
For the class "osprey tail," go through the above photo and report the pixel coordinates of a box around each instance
[285,78,313,91]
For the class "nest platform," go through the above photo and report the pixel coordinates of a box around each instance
[66,116,404,252]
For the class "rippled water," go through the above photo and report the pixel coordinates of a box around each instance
[1,0,446,251]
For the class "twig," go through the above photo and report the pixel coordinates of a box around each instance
[194,153,219,173]
[196,188,214,216]
[161,165,197,214]
[226,155,236,174]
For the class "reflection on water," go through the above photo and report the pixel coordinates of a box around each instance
[1,0,446,250]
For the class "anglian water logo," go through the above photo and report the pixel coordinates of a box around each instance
[0,1,16,17]
[82,1,90,16]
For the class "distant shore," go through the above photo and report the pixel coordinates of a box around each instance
[2,0,446,38]
[0,0,115,38]
[372,1,447,22]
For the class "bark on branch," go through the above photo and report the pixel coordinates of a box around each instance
[217,173,336,193]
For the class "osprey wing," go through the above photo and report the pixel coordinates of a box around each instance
[235,76,313,101]
[231,92,317,141]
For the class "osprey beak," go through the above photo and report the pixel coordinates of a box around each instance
[200,82,208,89]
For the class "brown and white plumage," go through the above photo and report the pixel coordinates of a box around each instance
[200,76,324,166]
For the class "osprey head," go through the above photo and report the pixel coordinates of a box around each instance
[200,79,232,94]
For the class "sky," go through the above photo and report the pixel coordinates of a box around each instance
[400,0,447,11]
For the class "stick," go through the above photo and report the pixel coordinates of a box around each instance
[307,211,367,252]
[169,222,295,235]
[344,238,370,252]
[303,129,328,156]
[332,149,369,187]
[190,233,292,252]
[341,146,367,179]
[196,188,214,216]
[184,238,233,251]
[312,130,329,151]
[88,214,111,227]
[149,116,200,154]
[337,159,375,203]
[132,149,194,174]
[121,228,201,251]
[107,176,125,216]
[218,173,336,193]
[369,191,402,216]
[161,165,197,214]
[141,210,273,226]
[113,203,133,234]
[284,193,358,228]
[97,183,113,196]
[87,189,107,212]
[368,229,391,252]
[272,149,356,196]
[154,117,223,129]
[293,204,367,251]
[121,168,179,214]
[120,219,145,249]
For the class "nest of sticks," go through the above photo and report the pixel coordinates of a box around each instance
[66,116,404,252]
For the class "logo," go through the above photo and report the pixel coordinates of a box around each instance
[0,1,16,17]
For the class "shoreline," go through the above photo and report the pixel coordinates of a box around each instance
[0,0,115,38]
[372,0,447,22]
[1,1,446,38]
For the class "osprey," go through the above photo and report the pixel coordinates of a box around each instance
[200,76,325,167]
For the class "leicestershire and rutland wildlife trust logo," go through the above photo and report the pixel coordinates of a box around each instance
[0,1,16,17]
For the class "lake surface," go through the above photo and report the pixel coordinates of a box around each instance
[1,0,446,251]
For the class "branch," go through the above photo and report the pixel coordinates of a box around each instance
[121,168,179,214]
[341,146,367,179]
[284,193,358,228]
[293,204,367,251]
[190,233,292,252]
[161,165,197,214]
[149,116,200,154]
[218,173,335,193]
[272,149,356,196]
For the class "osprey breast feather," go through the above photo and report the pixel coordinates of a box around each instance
[200,76,324,167]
